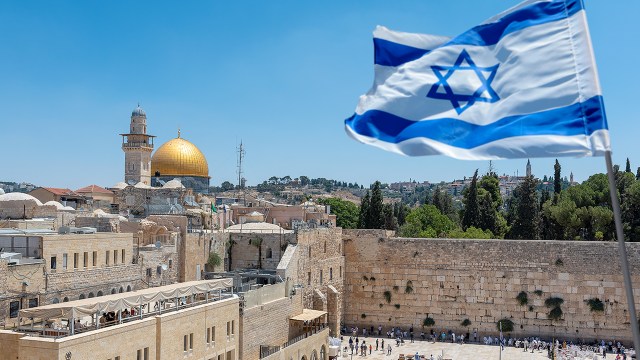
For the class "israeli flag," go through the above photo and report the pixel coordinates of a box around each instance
[345,0,610,160]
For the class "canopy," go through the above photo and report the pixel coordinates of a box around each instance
[20,278,232,320]
[290,309,327,322]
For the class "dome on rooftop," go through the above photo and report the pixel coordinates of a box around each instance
[0,192,42,205]
[132,105,146,117]
[0,189,4,195]
[43,201,65,210]
[151,136,209,178]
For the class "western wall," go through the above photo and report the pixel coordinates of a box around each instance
[341,229,640,342]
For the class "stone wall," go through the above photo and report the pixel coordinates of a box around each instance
[228,232,296,271]
[0,260,8,326]
[342,230,640,343]
[138,245,178,287]
[240,292,304,360]
[261,328,330,360]
[46,263,141,302]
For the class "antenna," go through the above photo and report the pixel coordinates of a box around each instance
[236,141,246,205]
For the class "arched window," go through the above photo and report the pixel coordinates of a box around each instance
[88,292,94,298]
[111,288,116,294]
[79,294,85,300]
[266,248,273,259]
[63,297,69,302]
[119,287,124,293]
[127,285,132,292]
[301,356,307,360]
[97,291,103,297]
[329,268,333,280]
[320,346,326,360]
[311,350,318,360]
[52,298,60,304]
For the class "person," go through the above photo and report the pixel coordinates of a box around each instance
[387,344,392,355]
[421,331,425,341]
[414,351,419,360]
[473,330,477,343]
[410,332,414,343]
[378,325,382,336]
[99,313,107,326]
[369,344,372,355]
[381,339,384,351]
[430,355,434,360]
[452,332,456,343]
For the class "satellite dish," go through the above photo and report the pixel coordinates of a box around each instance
[161,264,168,271]
[155,241,161,249]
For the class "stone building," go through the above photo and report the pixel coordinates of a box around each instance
[121,105,155,186]
[0,279,238,360]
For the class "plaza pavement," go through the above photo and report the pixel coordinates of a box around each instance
[338,337,568,360]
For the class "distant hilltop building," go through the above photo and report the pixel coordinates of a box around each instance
[120,105,210,194]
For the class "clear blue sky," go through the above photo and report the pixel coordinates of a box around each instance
[1,1,638,189]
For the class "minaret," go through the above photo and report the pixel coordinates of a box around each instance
[570,172,574,185]
[120,104,155,185]
[526,159,532,177]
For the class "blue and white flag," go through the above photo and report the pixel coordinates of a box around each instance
[345,0,610,160]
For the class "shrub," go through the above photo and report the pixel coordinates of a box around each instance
[555,258,564,266]
[363,275,369,281]
[461,319,471,327]
[394,304,401,309]
[587,298,604,312]
[206,252,222,270]
[369,276,376,281]
[379,303,383,308]
[545,297,564,308]
[383,290,392,303]
[516,291,528,306]
[405,280,414,294]
[496,319,514,332]
[423,317,435,327]
[528,306,534,311]
[361,313,367,319]
[393,285,399,292]
[548,306,563,321]
[533,289,543,296]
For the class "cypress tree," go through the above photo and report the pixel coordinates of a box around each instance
[462,170,481,230]
[358,191,370,228]
[626,158,632,173]
[479,191,497,234]
[637,167,640,181]
[509,176,540,239]
[369,181,384,229]
[554,160,562,195]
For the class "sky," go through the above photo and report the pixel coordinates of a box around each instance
[0,1,639,190]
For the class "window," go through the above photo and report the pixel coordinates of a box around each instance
[93,251,97,266]
[146,268,152,277]
[307,272,311,286]
[231,320,235,335]
[226,321,230,336]
[207,327,211,343]
[115,357,120,360]
[308,246,311,257]
[73,253,78,269]
[144,348,149,360]
[122,249,125,264]
[211,326,216,345]
[169,259,173,268]
[106,251,110,266]
[184,335,188,351]
[340,266,342,278]
[28,298,38,308]
[50,256,57,270]
[330,267,333,280]
[137,349,142,360]
[9,301,20,318]
[266,247,272,259]
[63,253,68,269]
[83,252,88,268]
[189,333,194,350]
[320,270,323,285]
[324,241,327,253]
[114,250,118,265]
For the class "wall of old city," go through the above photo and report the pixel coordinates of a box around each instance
[0,260,8,326]
[342,230,640,343]
[261,328,330,360]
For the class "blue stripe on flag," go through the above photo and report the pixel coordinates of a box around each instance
[374,0,583,67]
[345,95,606,149]
[374,38,431,67]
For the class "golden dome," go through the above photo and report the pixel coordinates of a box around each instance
[151,135,209,178]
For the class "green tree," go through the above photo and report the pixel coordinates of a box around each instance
[479,191,498,235]
[447,226,493,239]
[358,191,371,228]
[636,167,640,181]
[554,159,562,197]
[398,205,456,238]
[318,197,359,229]
[220,181,235,192]
[300,176,310,186]
[383,203,398,230]
[508,176,540,239]
[479,173,502,209]
[394,202,410,227]
[462,170,481,230]
[626,158,632,173]
[622,181,640,241]
[431,188,457,223]
[368,181,384,229]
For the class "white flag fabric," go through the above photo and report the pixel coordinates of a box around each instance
[345,0,610,160]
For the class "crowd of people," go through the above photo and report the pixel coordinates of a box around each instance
[340,324,634,359]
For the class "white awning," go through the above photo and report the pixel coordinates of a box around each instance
[20,278,232,319]
[290,309,327,322]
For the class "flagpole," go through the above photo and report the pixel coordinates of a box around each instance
[605,150,640,351]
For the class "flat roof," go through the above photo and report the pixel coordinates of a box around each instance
[290,309,327,322]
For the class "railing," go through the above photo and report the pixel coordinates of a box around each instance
[259,324,327,358]
[17,293,235,339]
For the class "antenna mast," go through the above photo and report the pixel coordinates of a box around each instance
[236,141,246,205]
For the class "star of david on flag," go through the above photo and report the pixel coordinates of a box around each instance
[345,0,610,160]
[426,49,500,115]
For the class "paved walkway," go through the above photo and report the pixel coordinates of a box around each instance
[338,337,552,360]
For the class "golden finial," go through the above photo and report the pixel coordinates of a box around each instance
[178,128,181,138]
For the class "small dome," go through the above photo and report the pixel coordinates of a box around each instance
[43,201,65,210]
[163,179,185,189]
[0,189,4,195]
[62,206,75,211]
[0,192,43,205]
[112,182,129,190]
[134,182,151,189]
[132,105,146,117]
